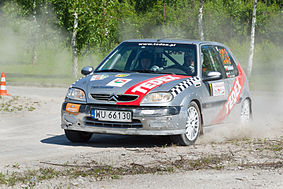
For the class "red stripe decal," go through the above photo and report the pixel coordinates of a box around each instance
[211,64,245,124]
[117,74,190,106]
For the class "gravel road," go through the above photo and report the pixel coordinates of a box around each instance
[0,86,282,188]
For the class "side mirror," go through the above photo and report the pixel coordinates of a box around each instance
[81,66,94,75]
[203,71,222,81]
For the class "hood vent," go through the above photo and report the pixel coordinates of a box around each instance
[90,94,138,102]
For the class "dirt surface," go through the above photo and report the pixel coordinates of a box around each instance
[0,86,282,188]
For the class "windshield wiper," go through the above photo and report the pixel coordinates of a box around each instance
[135,70,177,75]
[95,69,139,73]
[96,69,177,75]
[156,71,176,75]
[134,70,156,73]
[95,69,124,73]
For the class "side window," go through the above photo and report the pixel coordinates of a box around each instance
[201,45,223,78]
[216,46,239,78]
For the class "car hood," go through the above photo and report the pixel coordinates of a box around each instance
[72,72,200,106]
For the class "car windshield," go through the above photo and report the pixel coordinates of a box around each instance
[96,42,197,76]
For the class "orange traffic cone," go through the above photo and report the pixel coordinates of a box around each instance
[0,72,11,96]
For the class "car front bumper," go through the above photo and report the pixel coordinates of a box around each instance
[61,102,186,135]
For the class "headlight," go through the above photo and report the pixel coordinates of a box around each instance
[66,88,86,101]
[142,92,173,104]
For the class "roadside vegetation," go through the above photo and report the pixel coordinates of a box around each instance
[0,0,282,89]
[0,96,39,112]
[0,137,282,187]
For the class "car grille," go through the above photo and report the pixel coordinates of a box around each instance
[90,94,138,102]
[84,117,142,128]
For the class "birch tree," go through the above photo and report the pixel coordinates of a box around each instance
[31,0,38,64]
[247,0,258,78]
[198,0,204,41]
[72,11,78,78]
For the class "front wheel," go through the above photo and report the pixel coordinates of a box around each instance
[171,101,202,146]
[64,130,93,143]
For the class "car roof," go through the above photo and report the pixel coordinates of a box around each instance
[123,39,225,47]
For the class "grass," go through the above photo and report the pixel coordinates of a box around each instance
[0,137,282,187]
[253,138,283,152]
[0,45,104,86]
[0,96,39,112]
[0,155,229,187]
[0,152,281,187]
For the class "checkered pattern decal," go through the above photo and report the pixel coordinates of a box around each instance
[170,77,201,97]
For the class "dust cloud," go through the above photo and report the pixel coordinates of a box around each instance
[0,4,73,82]
[198,55,283,143]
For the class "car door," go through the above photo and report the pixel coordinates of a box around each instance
[200,45,229,126]
[214,45,243,122]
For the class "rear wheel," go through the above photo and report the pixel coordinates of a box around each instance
[171,101,201,146]
[241,98,252,122]
[64,130,93,143]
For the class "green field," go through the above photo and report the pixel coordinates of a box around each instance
[0,47,104,86]
[0,41,282,91]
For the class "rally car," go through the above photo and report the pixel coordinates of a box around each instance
[61,39,252,146]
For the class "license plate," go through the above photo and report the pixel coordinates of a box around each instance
[91,109,132,122]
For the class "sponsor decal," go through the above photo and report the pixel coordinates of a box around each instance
[226,72,235,78]
[117,74,189,106]
[138,43,176,47]
[66,103,80,115]
[193,79,201,87]
[224,65,234,71]
[170,77,200,97]
[131,75,181,94]
[225,78,241,113]
[115,74,130,77]
[218,48,231,65]
[211,64,245,124]
[106,78,132,87]
[210,82,225,96]
[90,74,109,81]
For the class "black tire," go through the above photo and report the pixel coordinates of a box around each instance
[240,98,252,122]
[64,130,93,143]
[170,101,202,146]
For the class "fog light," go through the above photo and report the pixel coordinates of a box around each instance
[140,110,156,115]
[140,109,168,116]
[149,120,167,128]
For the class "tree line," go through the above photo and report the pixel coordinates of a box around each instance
[0,0,282,55]
[0,0,282,79]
